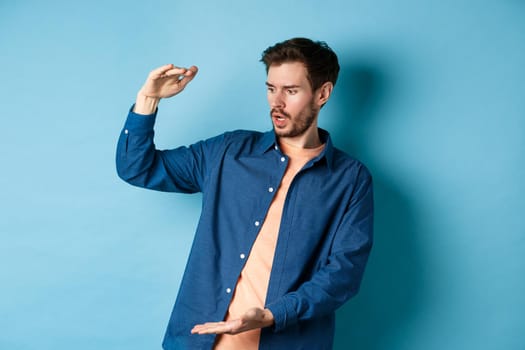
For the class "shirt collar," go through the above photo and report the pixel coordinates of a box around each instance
[256,128,336,171]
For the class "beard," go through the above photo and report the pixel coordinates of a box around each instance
[271,100,318,138]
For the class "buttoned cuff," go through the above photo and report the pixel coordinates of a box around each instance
[123,104,157,132]
[266,297,298,332]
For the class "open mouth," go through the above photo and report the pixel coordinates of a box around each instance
[271,110,289,121]
[271,111,288,127]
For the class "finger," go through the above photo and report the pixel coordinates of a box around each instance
[195,325,231,334]
[191,321,223,332]
[163,67,188,77]
[178,67,198,89]
[187,65,198,74]
[149,64,175,79]
[193,321,222,329]
[192,324,219,334]
[173,65,198,79]
[191,321,233,335]
[163,65,197,77]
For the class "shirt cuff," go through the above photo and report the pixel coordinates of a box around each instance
[266,296,298,332]
[123,104,157,132]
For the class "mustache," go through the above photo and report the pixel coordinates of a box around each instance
[270,109,291,119]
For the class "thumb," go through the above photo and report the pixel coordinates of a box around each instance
[178,66,199,89]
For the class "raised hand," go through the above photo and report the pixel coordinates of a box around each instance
[190,308,274,335]
[140,64,198,99]
[134,64,198,115]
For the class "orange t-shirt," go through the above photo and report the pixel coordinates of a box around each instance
[214,140,325,349]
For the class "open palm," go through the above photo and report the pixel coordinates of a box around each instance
[191,307,274,335]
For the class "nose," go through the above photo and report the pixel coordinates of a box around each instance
[269,91,285,109]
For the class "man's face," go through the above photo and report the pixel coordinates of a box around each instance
[266,62,319,138]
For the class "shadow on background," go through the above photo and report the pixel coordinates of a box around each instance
[332,62,428,349]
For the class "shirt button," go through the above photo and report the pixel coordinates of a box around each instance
[240,253,246,259]
[226,288,232,294]
[124,129,129,134]
[268,187,274,193]
[254,221,260,227]
[274,145,279,150]
[280,157,286,162]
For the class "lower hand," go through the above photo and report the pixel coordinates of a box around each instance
[191,307,274,335]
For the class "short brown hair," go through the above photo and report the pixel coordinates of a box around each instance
[261,37,340,91]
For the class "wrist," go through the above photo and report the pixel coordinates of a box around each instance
[262,308,275,328]
[133,93,160,115]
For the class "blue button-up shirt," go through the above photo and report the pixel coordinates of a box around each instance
[116,108,373,350]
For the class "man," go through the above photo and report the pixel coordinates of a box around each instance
[116,38,373,350]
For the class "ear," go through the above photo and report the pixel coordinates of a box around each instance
[315,82,334,108]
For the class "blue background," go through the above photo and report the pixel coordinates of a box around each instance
[1,1,524,349]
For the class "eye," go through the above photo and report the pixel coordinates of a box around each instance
[287,89,297,95]
[267,86,275,93]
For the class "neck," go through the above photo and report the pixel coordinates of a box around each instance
[278,122,322,149]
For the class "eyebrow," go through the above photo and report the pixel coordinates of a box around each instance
[265,82,301,89]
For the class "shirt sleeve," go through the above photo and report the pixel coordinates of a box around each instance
[115,105,227,193]
[266,166,374,332]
